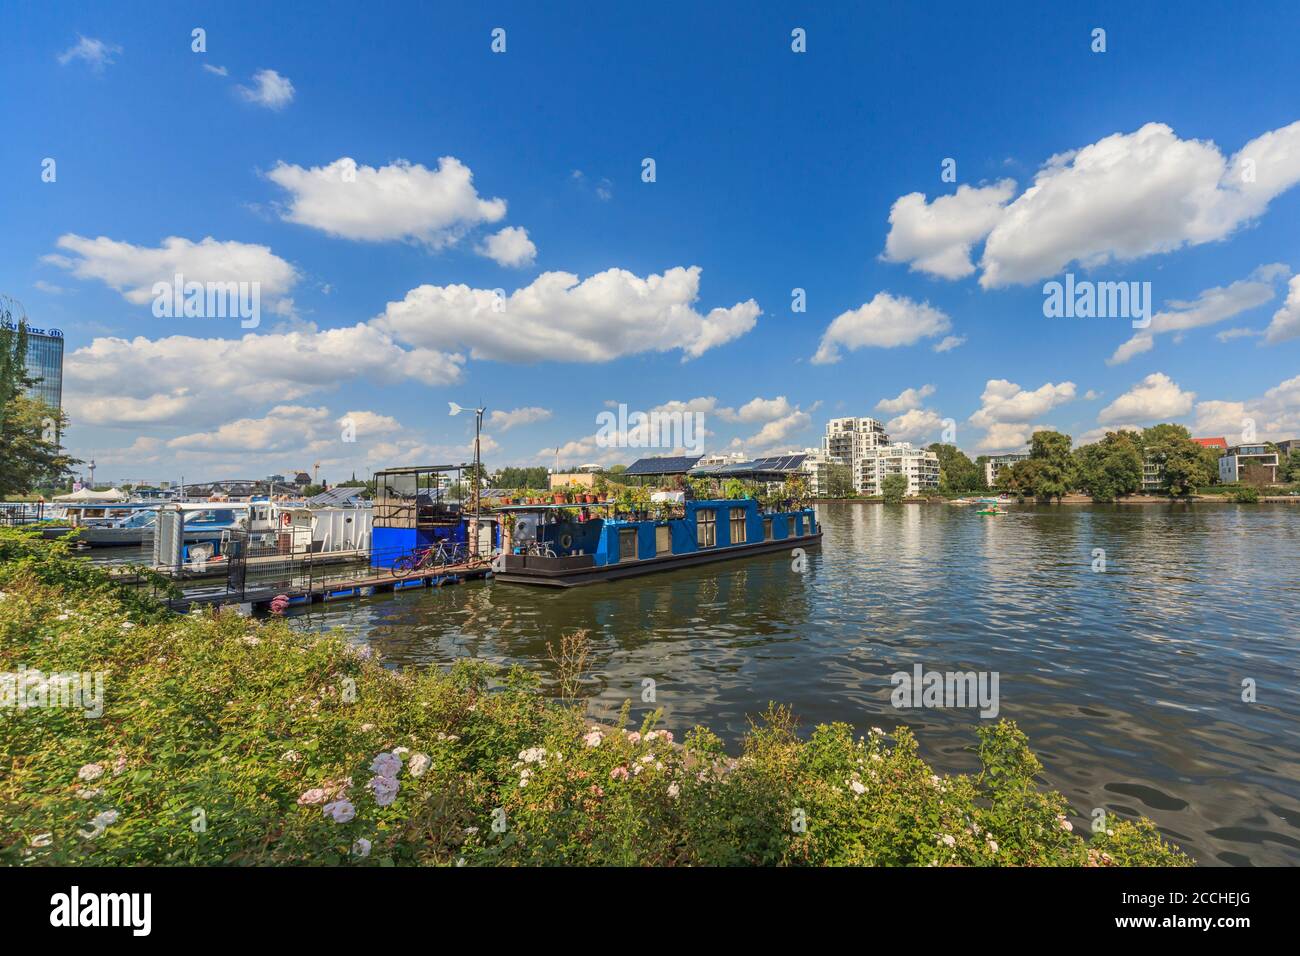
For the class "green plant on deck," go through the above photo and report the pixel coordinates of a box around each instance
[0,528,1192,867]
[782,474,810,507]
[685,476,714,500]
[1231,485,1260,503]
[722,478,749,500]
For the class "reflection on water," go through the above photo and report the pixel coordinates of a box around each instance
[290,502,1300,866]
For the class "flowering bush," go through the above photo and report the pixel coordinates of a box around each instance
[0,529,1190,866]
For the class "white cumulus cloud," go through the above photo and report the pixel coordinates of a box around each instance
[476,226,537,267]
[812,293,951,364]
[45,234,300,317]
[266,156,506,248]
[876,384,936,414]
[1098,372,1195,424]
[882,181,1015,279]
[238,69,295,110]
[376,266,758,363]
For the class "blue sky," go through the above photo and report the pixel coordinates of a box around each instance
[3,0,1298,484]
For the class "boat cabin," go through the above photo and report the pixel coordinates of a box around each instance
[371,465,496,568]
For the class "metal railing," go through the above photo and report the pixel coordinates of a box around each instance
[0,502,48,526]
[218,532,488,605]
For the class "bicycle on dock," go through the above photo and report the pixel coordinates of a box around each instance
[390,540,467,577]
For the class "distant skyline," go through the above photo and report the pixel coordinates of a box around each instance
[4,1,1299,484]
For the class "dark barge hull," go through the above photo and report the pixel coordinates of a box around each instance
[494,531,823,588]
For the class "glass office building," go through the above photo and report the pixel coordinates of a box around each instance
[2,323,65,410]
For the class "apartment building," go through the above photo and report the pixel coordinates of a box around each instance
[1219,444,1280,484]
[822,417,890,464]
[984,453,1029,488]
[800,448,850,496]
[857,442,941,496]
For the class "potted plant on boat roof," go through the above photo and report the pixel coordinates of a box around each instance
[594,474,609,502]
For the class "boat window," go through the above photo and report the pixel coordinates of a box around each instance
[697,508,716,548]
[730,507,747,544]
[763,517,773,541]
[789,514,800,536]
[619,528,639,561]
[655,525,671,555]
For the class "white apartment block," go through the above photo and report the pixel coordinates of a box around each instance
[857,443,941,496]
[800,448,849,496]
[818,417,939,496]
[985,453,1029,488]
[822,417,890,464]
[1219,444,1279,484]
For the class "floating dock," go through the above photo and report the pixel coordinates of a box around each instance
[168,560,492,614]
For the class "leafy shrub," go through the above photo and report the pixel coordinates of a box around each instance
[0,528,1190,866]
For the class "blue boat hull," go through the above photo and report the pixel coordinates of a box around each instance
[494,530,822,587]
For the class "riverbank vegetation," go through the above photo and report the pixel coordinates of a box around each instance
[1,528,1191,866]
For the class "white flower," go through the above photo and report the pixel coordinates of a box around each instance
[582,730,603,747]
[640,754,656,764]
[850,780,866,796]
[368,775,399,806]
[392,746,410,757]
[360,723,375,732]
[519,768,532,788]
[667,782,680,799]
[519,747,546,764]
[76,787,104,799]
[352,837,372,857]
[323,799,356,823]
[281,750,302,763]
[987,839,999,854]
[408,753,431,778]
[939,833,956,847]
[370,752,402,779]
[1057,814,1074,832]
[870,726,885,736]
[77,763,104,782]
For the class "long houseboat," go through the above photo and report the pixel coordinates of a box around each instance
[492,496,820,587]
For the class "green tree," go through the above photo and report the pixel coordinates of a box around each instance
[928,443,980,492]
[1140,424,1212,496]
[0,316,77,497]
[825,462,855,497]
[1026,430,1074,502]
[1283,449,1300,483]
[880,472,909,503]
[496,466,551,488]
[1073,430,1143,502]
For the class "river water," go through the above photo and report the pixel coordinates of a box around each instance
[286,501,1300,866]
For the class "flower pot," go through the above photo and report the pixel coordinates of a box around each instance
[583,494,594,503]
[553,494,565,504]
